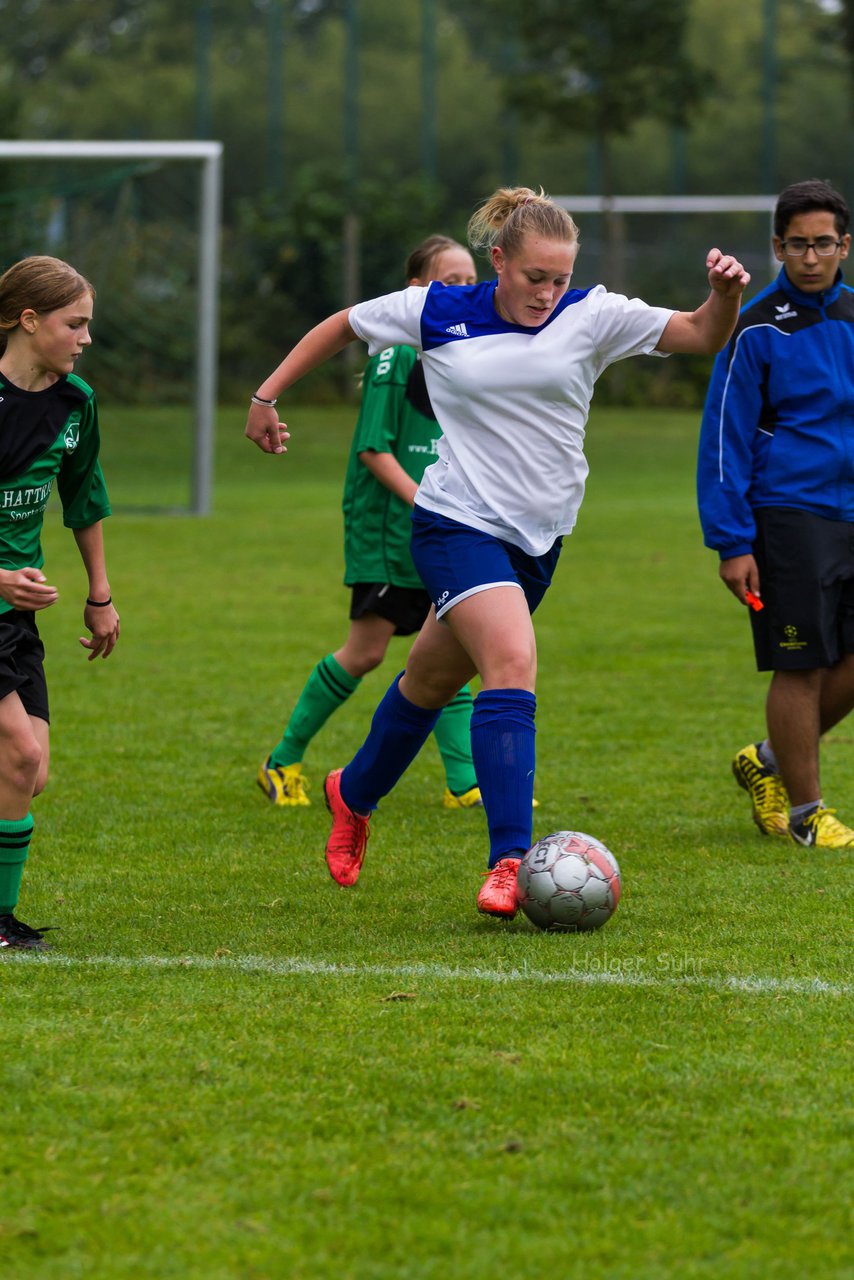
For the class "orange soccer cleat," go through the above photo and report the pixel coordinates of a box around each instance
[476,856,522,919]
[323,769,371,886]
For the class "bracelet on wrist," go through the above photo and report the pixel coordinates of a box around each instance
[86,596,112,608]
[251,393,277,407]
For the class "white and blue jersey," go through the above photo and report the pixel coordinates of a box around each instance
[349,279,672,557]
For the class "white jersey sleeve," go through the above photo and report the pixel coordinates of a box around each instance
[588,287,674,369]
[349,286,430,356]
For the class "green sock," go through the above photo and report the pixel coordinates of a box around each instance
[270,654,361,768]
[0,813,34,915]
[433,685,478,795]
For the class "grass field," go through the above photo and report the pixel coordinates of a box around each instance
[1,402,851,1279]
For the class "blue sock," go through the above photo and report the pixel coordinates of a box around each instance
[470,688,536,868]
[340,674,441,813]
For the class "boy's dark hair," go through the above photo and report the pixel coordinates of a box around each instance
[774,179,850,239]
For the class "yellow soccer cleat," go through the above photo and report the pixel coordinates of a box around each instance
[732,743,789,837]
[789,807,854,850]
[442,785,483,809]
[442,787,540,810]
[257,758,310,807]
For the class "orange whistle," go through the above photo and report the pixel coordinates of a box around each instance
[745,590,764,612]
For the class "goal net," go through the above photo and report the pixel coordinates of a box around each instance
[0,141,222,514]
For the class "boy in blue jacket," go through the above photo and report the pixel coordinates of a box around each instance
[698,178,854,850]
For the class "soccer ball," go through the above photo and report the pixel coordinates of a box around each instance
[517,831,622,932]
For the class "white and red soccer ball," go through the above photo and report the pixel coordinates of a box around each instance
[517,831,622,932]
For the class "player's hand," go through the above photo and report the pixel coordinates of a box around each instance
[0,567,59,612]
[706,248,751,299]
[719,553,760,606]
[80,601,120,660]
[245,402,290,454]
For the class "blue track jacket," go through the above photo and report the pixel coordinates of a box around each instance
[697,266,854,559]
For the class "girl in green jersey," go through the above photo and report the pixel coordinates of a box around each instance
[257,236,483,810]
[0,256,120,950]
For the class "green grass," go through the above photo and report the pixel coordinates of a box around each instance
[0,404,851,1279]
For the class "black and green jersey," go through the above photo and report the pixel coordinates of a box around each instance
[342,344,441,588]
[0,371,111,615]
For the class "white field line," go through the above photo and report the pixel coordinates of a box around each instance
[13,951,852,998]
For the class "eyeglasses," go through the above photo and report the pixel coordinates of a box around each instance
[780,236,843,257]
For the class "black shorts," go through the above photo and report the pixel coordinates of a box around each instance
[750,507,854,671]
[0,610,49,722]
[349,583,431,637]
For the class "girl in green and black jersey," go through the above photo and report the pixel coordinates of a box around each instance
[0,256,119,950]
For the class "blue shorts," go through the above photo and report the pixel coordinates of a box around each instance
[410,506,562,620]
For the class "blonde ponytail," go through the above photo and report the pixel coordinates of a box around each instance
[467,186,579,259]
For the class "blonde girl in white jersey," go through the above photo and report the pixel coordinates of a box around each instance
[246,187,750,918]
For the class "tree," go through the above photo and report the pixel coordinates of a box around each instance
[829,0,854,117]
[463,0,709,288]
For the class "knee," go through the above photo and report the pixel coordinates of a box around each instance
[400,665,464,710]
[32,759,49,797]
[336,635,389,679]
[349,646,386,677]
[480,647,536,691]
[2,733,43,794]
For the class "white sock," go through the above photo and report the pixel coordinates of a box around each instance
[790,799,821,825]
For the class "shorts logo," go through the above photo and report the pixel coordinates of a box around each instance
[445,323,469,337]
[437,590,450,606]
[780,623,807,651]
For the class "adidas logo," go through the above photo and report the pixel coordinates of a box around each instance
[775,303,797,320]
[445,323,469,337]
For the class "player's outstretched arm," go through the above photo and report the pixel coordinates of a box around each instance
[245,309,360,454]
[657,249,751,355]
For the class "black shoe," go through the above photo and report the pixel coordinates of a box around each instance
[0,913,52,950]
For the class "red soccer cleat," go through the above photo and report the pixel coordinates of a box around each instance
[476,857,522,919]
[323,769,371,886]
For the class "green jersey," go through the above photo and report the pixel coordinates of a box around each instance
[342,344,441,588]
[0,371,111,616]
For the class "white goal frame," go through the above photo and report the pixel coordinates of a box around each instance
[554,194,779,277]
[0,140,223,515]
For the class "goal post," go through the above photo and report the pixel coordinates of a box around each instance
[552,194,780,297]
[554,194,778,213]
[0,140,222,515]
